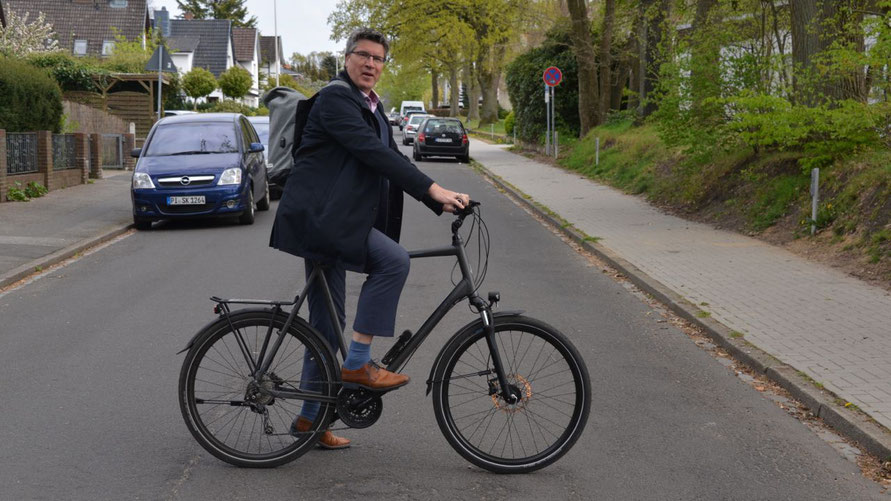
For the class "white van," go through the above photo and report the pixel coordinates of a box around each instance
[400,100,426,117]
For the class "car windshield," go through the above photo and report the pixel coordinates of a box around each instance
[424,120,464,134]
[144,123,239,156]
[251,122,269,145]
[409,115,429,126]
[404,107,422,114]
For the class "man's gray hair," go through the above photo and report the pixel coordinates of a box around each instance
[345,28,390,56]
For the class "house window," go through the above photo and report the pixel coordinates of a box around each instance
[108,0,128,7]
[73,40,88,56]
[102,41,115,56]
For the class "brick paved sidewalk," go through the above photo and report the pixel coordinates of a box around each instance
[470,139,891,431]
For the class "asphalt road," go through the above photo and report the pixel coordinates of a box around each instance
[0,132,885,500]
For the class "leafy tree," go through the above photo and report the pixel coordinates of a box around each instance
[176,0,257,28]
[0,10,58,58]
[182,67,218,108]
[218,65,252,99]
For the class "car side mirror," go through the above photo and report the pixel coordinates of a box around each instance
[249,142,264,153]
[130,148,142,158]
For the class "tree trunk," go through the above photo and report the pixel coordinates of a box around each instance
[598,0,616,125]
[478,45,504,125]
[466,61,480,121]
[567,0,599,136]
[642,0,671,118]
[791,0,867,104]
[431,68,440,110]
[690,0,721,111]
[449,66,460,117]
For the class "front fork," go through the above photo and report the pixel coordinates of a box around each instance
[471,295,519,404]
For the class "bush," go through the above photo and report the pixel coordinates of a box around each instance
[504,111,515,135]
[24,181,47,198]
[0,56,63,132]
[182,67,217,105]
[219,66,252,99]
[26,52,103,92]
[205,100,258,116]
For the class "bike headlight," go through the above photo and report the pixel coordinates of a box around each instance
[132,172,155,189]
[218,168,242,186]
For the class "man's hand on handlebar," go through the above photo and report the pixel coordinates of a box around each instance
[428,183,471,214]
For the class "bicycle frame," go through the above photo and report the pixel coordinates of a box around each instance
[212,210,518,406]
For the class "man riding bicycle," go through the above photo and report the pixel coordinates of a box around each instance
[269,28,470,449]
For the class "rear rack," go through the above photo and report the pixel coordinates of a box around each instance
[210,296,298,307]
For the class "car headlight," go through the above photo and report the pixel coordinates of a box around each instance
[132,172,155,189]
[218,168,242,185]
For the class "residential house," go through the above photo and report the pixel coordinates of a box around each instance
[260,35,286,84]
[167,18,234,103]
[232,27,260,107]
[0,0,150,57]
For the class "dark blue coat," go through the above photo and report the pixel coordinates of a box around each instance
[270,72,441,269]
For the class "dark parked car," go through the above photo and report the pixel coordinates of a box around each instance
[130,113,270,230]
[412,117,469,163]
[247,115,273,181]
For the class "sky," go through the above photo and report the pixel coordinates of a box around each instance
[148,0,345,59]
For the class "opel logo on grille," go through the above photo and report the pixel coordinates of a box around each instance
[180,176,191,186]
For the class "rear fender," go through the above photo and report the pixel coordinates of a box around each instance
[425,311,525,396]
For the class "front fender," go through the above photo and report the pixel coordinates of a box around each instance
[425,310,525,396]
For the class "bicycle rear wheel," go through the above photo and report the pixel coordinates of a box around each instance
[179,309,338,468]
[431,315,591,473]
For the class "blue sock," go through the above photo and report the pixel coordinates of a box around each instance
[343,340,372,370]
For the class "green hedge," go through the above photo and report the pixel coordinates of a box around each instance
[0,57,63,132]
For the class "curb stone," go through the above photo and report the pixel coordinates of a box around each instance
[472,160,891,461]
[0,224,134,290]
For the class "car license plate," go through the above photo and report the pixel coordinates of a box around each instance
[167,196,205,205]
[435,138,453,143]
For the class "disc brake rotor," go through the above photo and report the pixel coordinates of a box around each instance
[491,374,532,414]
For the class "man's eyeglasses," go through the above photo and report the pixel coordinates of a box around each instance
[349,51,388,65]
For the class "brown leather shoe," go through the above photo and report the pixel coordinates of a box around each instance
[341,361,410,390]
[293,416,350,450]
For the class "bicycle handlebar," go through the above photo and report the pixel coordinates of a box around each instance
[451,200,480,234]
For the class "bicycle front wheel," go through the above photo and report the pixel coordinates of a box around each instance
[431,316,591,473]
[179,309,338,468]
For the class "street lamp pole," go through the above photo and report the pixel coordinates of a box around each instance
[274,0,280,87]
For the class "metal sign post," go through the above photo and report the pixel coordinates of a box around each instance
[810,168,820,235]
[545,82,551,155]
[145,46,177,121]
[543,66,562,157]
[157,46,163,121]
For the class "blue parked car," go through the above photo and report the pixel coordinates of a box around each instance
[130,113,270,230]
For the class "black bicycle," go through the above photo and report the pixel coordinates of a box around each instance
[178,202,591,473]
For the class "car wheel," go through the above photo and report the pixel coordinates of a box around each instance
[257,181,271,211]
[402,137,409,146]
[413,149,421,161]
[239,188,255,225]
[458,154,470,163]
[133,215,152,231]
[270,185,283,200]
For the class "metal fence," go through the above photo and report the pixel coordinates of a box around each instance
[100,134,124,169]
[7,132,38,174]
[52,134,77,170]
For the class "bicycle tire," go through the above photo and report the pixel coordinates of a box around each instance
[179,309,339,468]
[431,315,591,473]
